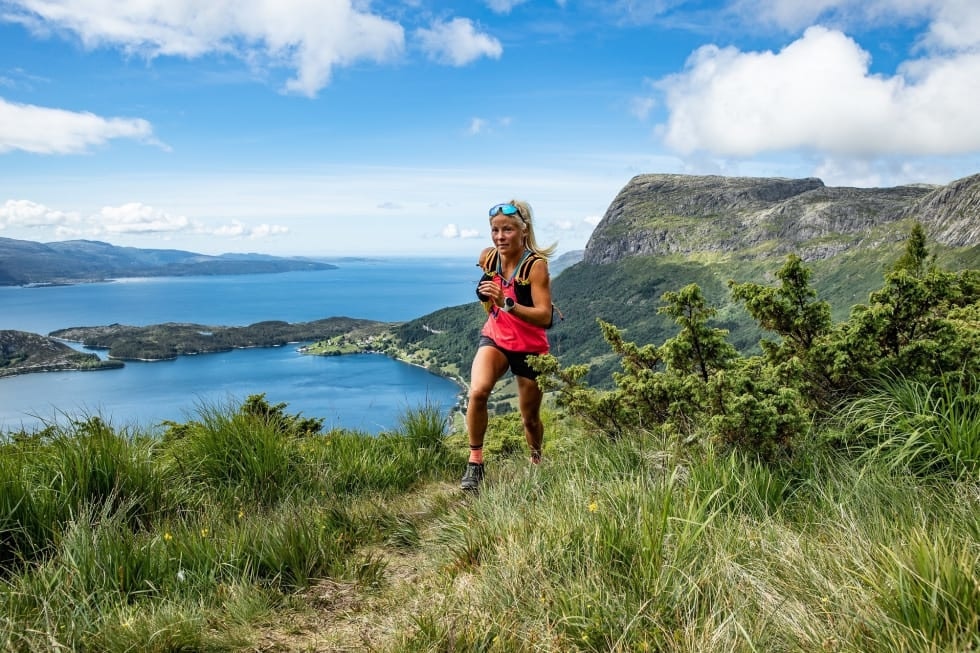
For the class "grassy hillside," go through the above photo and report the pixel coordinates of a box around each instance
[2,391,978,651]
[3,224,978,650]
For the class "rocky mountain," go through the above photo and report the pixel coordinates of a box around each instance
[583,173,980,264]
[900,174,980,246]
[0,238,337,286]
[388,172,980,391]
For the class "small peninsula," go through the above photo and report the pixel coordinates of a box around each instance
[0,330,123,377]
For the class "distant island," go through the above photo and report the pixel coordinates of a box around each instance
[51,318,387,360]
[0,318,390,377]
[0,237,337,286]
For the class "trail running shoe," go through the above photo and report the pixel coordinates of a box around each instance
[460,462,484,492]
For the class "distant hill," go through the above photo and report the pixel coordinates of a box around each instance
[549,249,584,276]
[0,238,337,286]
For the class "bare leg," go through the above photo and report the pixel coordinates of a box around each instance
[517,374,544,461]
[466,345,509,453]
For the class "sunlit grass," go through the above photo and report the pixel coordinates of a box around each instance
[2,387,978,651]
[0,397,458,650]
[399,423,980,652]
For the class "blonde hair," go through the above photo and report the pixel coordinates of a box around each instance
[491,199,557,259]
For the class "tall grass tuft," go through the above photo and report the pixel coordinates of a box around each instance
[1,415,165,572]
[875,528,980,649]
[846,373,980,479]
[165,399,306,504]
[43,416,166,523]
[399,400,451,461]
[0,449,45,571]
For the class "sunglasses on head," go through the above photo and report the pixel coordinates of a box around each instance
[489,203,520,218]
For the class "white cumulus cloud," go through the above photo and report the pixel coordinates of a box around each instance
[441,223,482,239]
[2,0,405,97]
[0,199,81,228]
[416,17,502,66]
[0,201,294,240]
[0,97,155,154]
[733,0,980,52]
[247,223,289,239]
[657,25,980,157]
[209,220,247,237]
[96,202,191,234]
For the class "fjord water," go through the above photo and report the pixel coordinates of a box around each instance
[0,258,478,433]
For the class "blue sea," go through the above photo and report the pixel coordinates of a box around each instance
[0,258,480,434]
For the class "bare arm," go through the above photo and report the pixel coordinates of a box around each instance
[519,258,553,328]
[477,246,494,269]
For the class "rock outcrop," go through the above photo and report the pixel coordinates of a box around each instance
[901,174,980,247]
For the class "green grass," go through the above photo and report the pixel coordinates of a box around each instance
[2,388,978,651]
[844,373,980,480]
[0,398,455,650]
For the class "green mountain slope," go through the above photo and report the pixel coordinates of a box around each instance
[390,174,980,389]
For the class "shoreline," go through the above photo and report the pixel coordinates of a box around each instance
[3,328,471,397]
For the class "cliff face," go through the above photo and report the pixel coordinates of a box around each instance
[901,174,980,247]
[584,173,978,264]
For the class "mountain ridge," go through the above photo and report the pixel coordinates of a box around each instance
[0,237,337,286]
[583,173,979,264]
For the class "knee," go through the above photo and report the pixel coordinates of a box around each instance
[469,387,492,406]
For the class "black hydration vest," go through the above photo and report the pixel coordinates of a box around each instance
[476,248,561,329]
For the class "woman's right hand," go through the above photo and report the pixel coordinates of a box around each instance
[478,279,502,306]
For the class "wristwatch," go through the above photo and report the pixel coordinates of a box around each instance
[502,297,515,312]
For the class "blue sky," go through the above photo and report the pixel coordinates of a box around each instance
[2,0,979,257]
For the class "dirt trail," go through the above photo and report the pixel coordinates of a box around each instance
[255,482,463,652]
